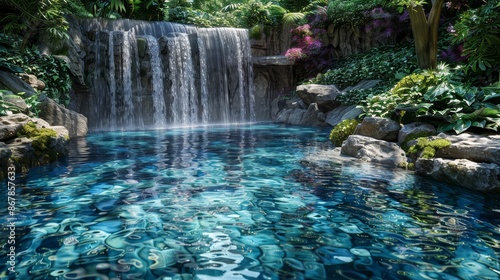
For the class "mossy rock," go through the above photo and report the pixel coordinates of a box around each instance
[329,119,359,147]
[16,121,63,163]
[407,137,451,159]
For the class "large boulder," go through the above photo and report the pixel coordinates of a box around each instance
[276,108,292,123]
[286,96,306,109]
[0,142,12,178]
[271,97,287,119]
[302,103,325,126]
[38,94,88,137]
[435,133,500,165]
[288,108,306,125]
[296,84,342,112]
[341,135,407,167]
[19,73,45,91]
[0,70,37,96]
[416,158,500,191]
[398,122,437,146]
[325,105,357,126]
[0,114,31,141]
[354,117,402,142]
[6,123,69,172]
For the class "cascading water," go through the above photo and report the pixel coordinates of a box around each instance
[166,33,198,125]
[77,18,255,131]
[143,35,166,126]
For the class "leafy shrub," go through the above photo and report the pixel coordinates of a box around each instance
[310,43,417,89]
[418,81,500,134]
[337,85,388,106]
[0,90,40,117]
[0,90,23,116]
[363,68,438,122]
[326,0,388,28]
[329,119,359,146]
[364,63,500,134]
[2,38,72,106]
[451,1,500,74]
[284,23,331,79]
[232,1,286,29]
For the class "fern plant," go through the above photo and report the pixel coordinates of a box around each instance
[452,1,500,73]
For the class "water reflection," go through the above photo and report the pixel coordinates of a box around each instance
[0,124,499,279]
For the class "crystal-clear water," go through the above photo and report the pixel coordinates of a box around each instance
[1,124,499,279]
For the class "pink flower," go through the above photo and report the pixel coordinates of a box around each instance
[285,48,306,61]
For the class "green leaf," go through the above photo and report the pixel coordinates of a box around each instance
[471,120,486,128]
[483,93,500,104]
[437,122,457,133]
[453,119,471,134]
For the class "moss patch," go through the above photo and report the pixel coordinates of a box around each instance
[329,119,359,147]
[17,121,59,161]
[407,137,451,159]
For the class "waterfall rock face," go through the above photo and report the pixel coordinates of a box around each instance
[71,18,255,131]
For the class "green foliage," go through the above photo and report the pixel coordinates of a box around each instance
[337,85,388,106]
[0,40,24,73]
[0,90,23,116]
[363,71,439,121]
[280,0,312,12]
[310,44,417,89]
[233,1,286,29]
[419,75,500,134]
[363,63,500,134]
[2,37,71,106]
[0,90,41,117]
[452,1,500,73]
[326,0,389,27]
[407,137,451,159]
[389,0,426,13]
[329,119,359,146]
[1,0,70,49]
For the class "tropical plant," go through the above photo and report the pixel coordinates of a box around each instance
[0,37,24,73]
[280,0,312,12]
[326,0,389,28]
[363,63,500,134]
[0,90,40,116]
[1,0,70,50]
[0,90,23,116]
[417,78,500,134]
[233,1,287,29]
[284,23,331,79]
[363,70,439,121]
[3,42,71,106]
[451,1,500,74]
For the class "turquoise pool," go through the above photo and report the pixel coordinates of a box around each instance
[1,124,499,279]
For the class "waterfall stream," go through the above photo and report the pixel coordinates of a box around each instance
[78,19,255,131]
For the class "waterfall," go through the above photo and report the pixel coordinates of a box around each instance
[166,34,198,125]
[143,35,166,127]
[77,18,255,131]
[108,31,117,128]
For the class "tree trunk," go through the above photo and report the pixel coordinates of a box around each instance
[407,0,444,70]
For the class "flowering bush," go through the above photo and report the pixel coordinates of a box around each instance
[284,23,331,78]
[284,48,306,61]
